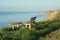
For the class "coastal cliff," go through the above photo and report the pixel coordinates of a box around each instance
[43,10,60,21]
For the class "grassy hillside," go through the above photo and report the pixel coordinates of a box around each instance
[0,10,60,40]
[39,10,60,40]
[56,12,60,20]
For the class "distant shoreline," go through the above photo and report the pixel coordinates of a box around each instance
[42,10,60,21]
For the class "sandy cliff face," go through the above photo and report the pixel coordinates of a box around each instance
[43,10,60,21]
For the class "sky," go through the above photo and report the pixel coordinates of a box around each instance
[0,0,60,11]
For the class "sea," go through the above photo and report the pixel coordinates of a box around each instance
[0,12,49,28]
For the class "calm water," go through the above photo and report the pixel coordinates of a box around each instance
[0,12,49,28]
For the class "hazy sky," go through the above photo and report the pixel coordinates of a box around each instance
[0,0,60,11]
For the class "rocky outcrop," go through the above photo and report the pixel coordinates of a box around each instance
[43,10,60,21]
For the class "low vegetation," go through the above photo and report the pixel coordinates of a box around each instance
[0,19,60,40]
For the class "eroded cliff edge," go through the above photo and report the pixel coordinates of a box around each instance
[43,10,60,21]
